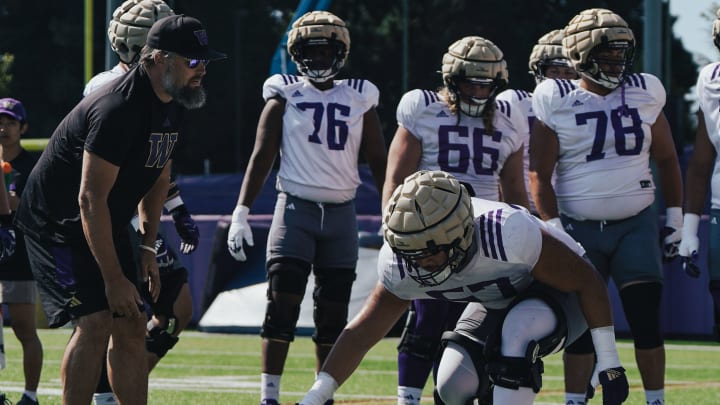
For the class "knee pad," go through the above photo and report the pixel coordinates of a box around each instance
[260,259,311,342]
[311,267,355,345]
[619,282,663,349]
[564,329,594,355]
[266,258,312,295]
[485,340,544,393]
[146,324,179,358]
[439,331,492,402]
[482,294,568,393]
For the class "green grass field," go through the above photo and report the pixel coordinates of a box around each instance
[1,328,718,404]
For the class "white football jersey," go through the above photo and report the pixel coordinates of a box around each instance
[83,64,126,96]
[532,74,665,220]
[496,89,537,211]
[396,89,524,200]
[264,74,379,203]
[377,198,585,309]
[697,62,720,210]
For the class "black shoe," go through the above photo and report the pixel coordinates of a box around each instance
[0,392,11,405]
[16,394,37,405]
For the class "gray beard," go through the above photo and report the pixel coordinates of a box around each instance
[162,63,207,110]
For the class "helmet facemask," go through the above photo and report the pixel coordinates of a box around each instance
[583,40,634,90]
[395,233,475,287]
[290,38,347,83]
[534,59,576,84]
[447,76,505,118]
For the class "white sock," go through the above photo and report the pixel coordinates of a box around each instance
[397,386,423,405]
[261,373,281,401]
[645,389,664,405]
[93,392,117,404]
[493,386,536,405]
[23,391,37,401]
[565,392,587,405]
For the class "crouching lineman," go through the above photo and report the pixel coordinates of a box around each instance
[296,170,629,405]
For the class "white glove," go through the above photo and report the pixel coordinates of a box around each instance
[678,213,700,258]
[662,207,683,262]
[227,205,253,262]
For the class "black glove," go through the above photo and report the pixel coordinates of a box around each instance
[598,366,628,405]
[0,214,16,263]
[681,255,701,278]
[170,204,199,254]
[659,225,681,263]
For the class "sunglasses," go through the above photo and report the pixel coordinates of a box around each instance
[165,53,209,69]
[182,57,210,69]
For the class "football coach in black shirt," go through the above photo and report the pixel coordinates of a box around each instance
[14,15,225,404]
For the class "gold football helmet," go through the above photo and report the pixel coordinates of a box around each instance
[383,170,475,287]
[287,11,350,82]
[108,0,174,64]
[562,8,635,89]
[441,36,508,117]
[528,29,574,84]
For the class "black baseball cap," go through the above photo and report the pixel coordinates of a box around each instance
[146,15,227,61]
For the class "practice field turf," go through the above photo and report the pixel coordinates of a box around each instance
[0,328,718,404]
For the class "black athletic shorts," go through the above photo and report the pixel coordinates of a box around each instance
[24,229,140,328]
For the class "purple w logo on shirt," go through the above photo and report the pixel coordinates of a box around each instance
[145,132,178,168]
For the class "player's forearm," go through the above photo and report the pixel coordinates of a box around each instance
[684,163,711,215]
[655,159,683,209]
[529,174,559,220]
[80,198,124,283]
[576,271,614,329]
[138,166,170,245]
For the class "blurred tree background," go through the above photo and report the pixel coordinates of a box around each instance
[0,0,701,174]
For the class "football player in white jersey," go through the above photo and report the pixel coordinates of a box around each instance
[226,11,387,405]
[530,9,683,405]
[679,7,720,341]
[297,170,629,405]
[496,29,578,216]
[383,36,527,405]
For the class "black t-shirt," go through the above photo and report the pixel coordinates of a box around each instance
[15,65,185,244]
[0,148,37,280]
